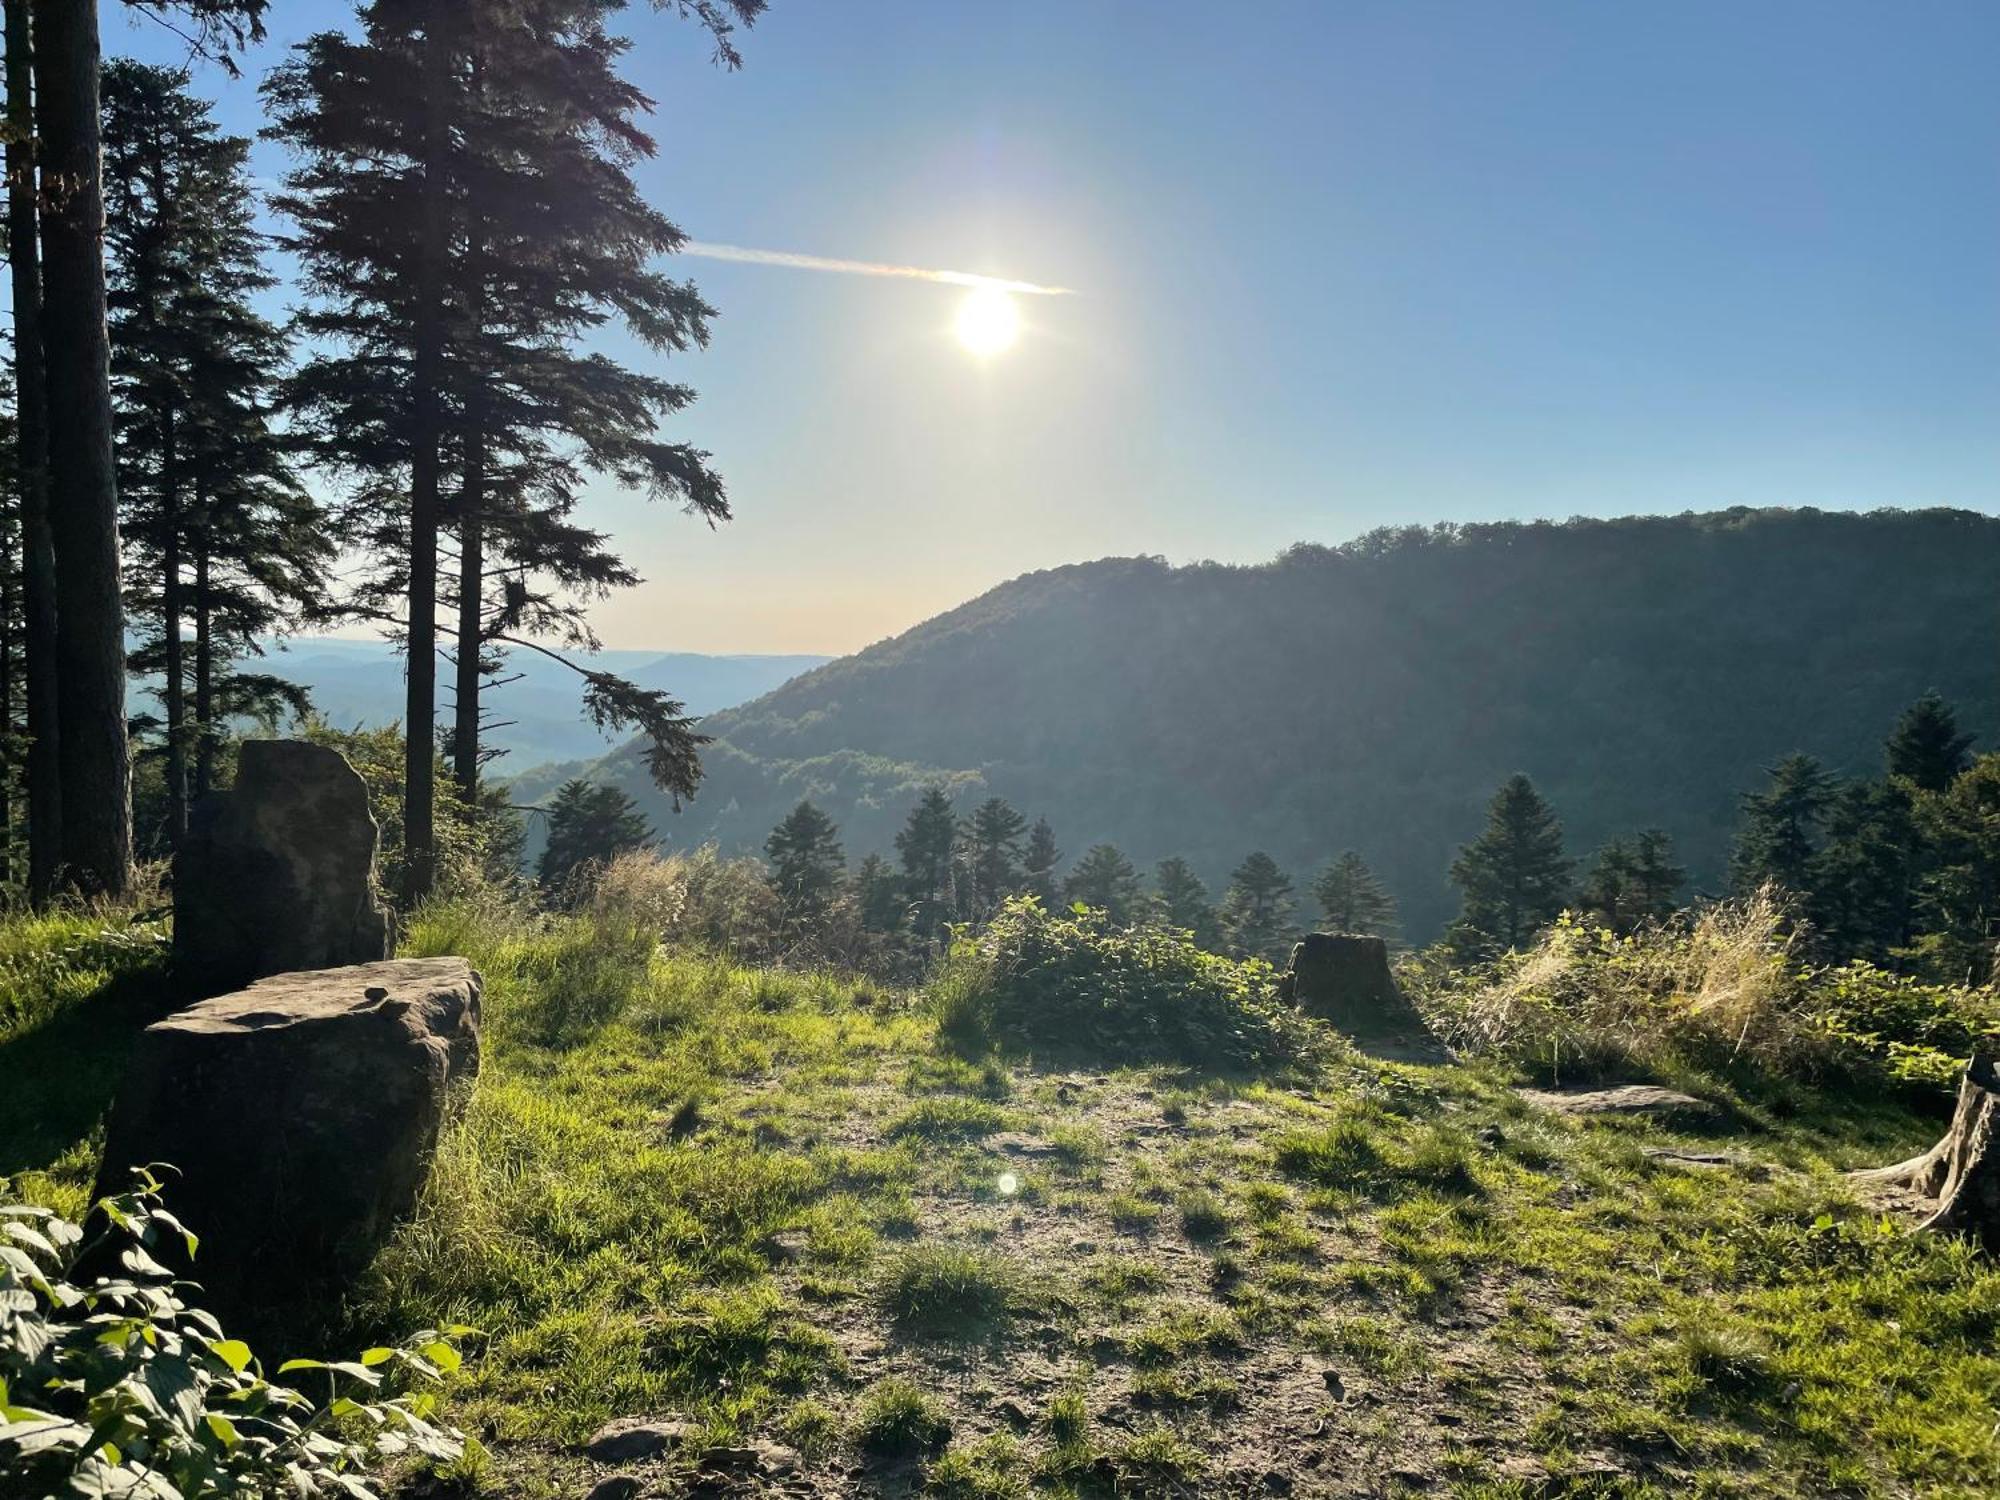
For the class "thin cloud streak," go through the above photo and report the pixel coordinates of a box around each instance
[681,240,1077,296]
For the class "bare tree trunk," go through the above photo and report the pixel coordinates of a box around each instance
[401,11,451,905]
[160,408,186,845]
[192,537,213,798]
[1854,1052,2000,1251]
[5,0,57,903]
[453,466,483,811]
[35,0,130,897]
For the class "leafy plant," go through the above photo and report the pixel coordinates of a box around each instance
[931,897,1331,1069]
[0,1170,465,1498]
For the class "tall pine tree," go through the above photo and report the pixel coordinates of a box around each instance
[895,786,959,940]
[1310,850,1398,939]
[1887,692,1975,794]
[1152,856,1218,947]
[104,61,328,844]
[1220,851,1294,961]
[537,777,651,891]
[765,799,844,926]
[1021,816,1061,906]
[1448,774,1572,956]
[962,796,1027,917]
[1730,754,1835,898]
[1065,843,1142,924]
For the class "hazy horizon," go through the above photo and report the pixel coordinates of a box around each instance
[111,1,2000,653]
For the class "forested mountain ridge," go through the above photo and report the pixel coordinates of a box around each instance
[594,507,2000,937]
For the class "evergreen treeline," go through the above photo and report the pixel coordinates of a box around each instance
[545,688,1995,986]
[0,0,762,901]
[591,508,2000,939]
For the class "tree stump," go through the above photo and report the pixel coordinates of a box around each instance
[1853,1052,2000,1251]
[1278,933,1442,1058]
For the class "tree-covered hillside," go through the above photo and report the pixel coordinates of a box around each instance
[595,508,2000,938]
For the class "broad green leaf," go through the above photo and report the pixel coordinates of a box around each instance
[208,1338,253,1373]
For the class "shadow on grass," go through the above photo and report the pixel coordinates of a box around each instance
[0,964,184,1180]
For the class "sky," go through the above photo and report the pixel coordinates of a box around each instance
[113,1,2000,654]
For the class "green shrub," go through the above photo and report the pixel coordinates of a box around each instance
[0,1171,464,1499]
[929,898,1329,1069]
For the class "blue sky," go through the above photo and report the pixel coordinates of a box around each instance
[112,1,2000,652]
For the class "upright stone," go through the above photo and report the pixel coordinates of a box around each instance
[175,739,393,993]
[93,958,482,1323]
[1279,932,1438,1048]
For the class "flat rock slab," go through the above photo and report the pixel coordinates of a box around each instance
[1516,1084,1720,1122]
[94,958,480,1326]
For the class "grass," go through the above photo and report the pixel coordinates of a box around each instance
[4,890,1999,1496]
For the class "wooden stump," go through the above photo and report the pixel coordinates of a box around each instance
[1853,1052,2000,1251]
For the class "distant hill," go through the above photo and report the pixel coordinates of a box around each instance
[587,508,2000,939]
[236,638,830,771]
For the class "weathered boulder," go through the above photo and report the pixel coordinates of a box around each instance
[174,738,393,994]
[1279,933,1437,1047]
[94,958,480,1321]
[1517,1083,1721,1124]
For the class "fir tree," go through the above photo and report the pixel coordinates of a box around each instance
[104,61,327,844]
[962,796,1027,917]
[1310,850,1398,939]
[537,778,651,891]
[266,0,736,900]
[854,852,905,937]
[1624,829,1686,924]
[1021,816,1062,906]
[1906,753,2000,985]
[1730,754,1835,897]
[1220,850,1294,961]
[1152,856,1218,947]
[1448,775,1572,956]
[1812,778,1917,963]
[1065,843,1143,925]
[895,786,959,939]
[765,799,844,926]
[1887,692,1975,793]
[1582,829,1687,932]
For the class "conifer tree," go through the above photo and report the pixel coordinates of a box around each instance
[854,852,904,937]
[962,796,1027,917]
[104,61,327,843]
[1812,778,1917,962]
[1220,850,1294,961]
[1310,850,1398,939]
[267,0,738,901]
[1021,816,1062,906]
[1448,775,1572,956]
[537,777,651,891]
[765,799,843,926]
[895,786,959,939]
[1625,829,1686,924]
[1065,843,1143,925]
[1152,856,1218,947]
[1887,692,1975,794]
[1907,752,2000,985]
[1730,754,1835,898]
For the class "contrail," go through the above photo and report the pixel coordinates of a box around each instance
[681,240,1076,296]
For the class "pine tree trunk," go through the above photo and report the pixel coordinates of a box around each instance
[1854,1053,2000,1251]
[159,407,187,846]
[453,475,483,811]
[34,0,130,896]
[5,0,58,904]
[401,13,452,905]
[192,539,213,798]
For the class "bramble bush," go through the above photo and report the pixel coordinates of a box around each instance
[0,1170,465,1499]
[930,897,1331,1069]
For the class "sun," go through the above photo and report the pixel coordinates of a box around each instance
[953,285,1021,357]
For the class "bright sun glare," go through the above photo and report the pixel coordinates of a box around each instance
[953,285,1022,357]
